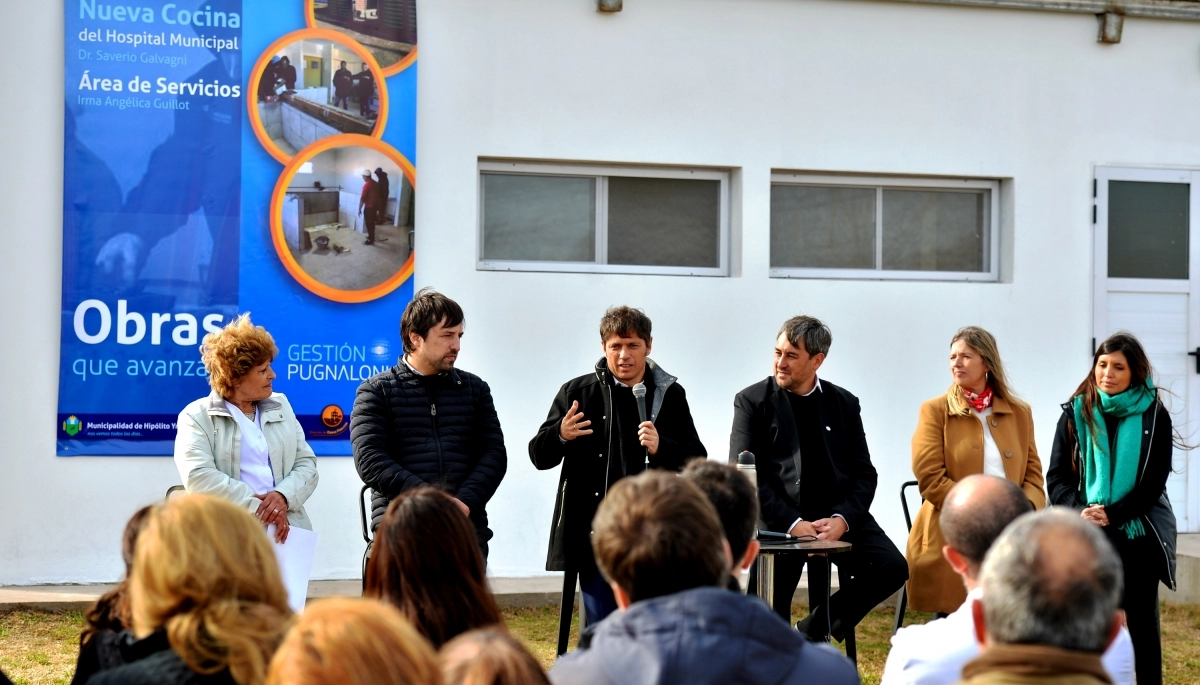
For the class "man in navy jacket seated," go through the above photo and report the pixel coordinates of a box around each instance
[548,470,858,685]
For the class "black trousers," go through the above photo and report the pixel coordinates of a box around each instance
[754,517,908,642]
[1112,532,1163,685]
[364,208,377,243]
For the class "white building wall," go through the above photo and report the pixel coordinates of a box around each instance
[2,0,1200,585]
[415,0,1200,578]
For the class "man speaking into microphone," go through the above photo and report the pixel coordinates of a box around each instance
[531,306,706,627]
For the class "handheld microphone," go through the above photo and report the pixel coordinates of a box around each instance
[632,382,648,424]
[633,382,649,467]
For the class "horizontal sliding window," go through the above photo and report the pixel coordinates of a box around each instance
[770,174,999,281]
[479,162,729,276]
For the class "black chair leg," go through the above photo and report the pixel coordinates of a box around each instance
[361,540,373,595]
[556,569,578,657]
[893,584,908,634]
[836,564,856,665]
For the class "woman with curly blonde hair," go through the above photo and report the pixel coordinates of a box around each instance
[266,598,442,685]
[174,314,318,543]
[87,494,293,685]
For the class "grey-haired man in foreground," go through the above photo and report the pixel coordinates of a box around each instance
[958,508,1125,685]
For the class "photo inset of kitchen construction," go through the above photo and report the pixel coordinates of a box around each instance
[281,145,413,292]
[257,37,382,156]
[312,0,416,71]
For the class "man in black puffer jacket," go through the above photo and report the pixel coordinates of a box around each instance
[352,289,507,557]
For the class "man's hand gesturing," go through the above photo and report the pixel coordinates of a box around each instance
[559,401,593,441]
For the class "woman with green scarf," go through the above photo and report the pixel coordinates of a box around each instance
[1048,332,1177,685]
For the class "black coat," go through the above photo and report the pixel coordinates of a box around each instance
[278,64,296,90]
[352,364,507,540]
[375,171,390,211]
[355,71,375,98]
[85,631,234,685]
[1047,400,1177,589]
[530,359,706,572]
[333,68,352,97]
[72,630,132,685]
[548,587,859,685]
[729,377,878,533]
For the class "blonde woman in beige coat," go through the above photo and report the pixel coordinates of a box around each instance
[173,314,318,543]
[905,327,1045,614]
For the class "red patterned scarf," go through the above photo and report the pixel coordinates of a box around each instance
[963,386,993,413]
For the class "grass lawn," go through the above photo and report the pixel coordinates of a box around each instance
[4,601,1200,684]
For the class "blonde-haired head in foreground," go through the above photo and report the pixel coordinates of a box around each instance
[440,626,549,685]
[266,597,442,685]
[129,494,292,685]
[201,313,279,399]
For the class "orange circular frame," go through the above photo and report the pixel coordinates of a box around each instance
[270,133,416,303]
[305,0,418,77]
[248,28,390,165]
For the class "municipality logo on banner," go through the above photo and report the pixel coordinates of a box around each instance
[63,415,83,436]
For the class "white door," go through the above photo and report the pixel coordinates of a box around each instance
[1094,166,1200,532]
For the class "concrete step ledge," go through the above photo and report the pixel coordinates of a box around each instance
[11,533,1199,613]
[0,573,837,612]
[1161,534,1200,604]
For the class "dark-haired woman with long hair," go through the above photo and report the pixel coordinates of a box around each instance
[1048,332,1178,685]
[71,506,152,685]
[365,488,503,649]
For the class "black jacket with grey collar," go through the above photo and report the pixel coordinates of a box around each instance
[530,358,707,572]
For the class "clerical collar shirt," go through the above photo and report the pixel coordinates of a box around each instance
[786,377,845,533]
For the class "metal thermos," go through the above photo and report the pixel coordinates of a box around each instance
[736,450,756,490]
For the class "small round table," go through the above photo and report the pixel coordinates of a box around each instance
[755,539,854,657]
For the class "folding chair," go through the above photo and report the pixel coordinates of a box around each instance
[893,480,921,634]
[359,484,374,592]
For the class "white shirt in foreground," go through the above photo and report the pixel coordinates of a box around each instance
[880,587,1134,685]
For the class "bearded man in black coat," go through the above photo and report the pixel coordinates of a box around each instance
[530,306,707,627]
[352,289,507,558]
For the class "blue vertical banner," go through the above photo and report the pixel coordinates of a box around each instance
[59,0,418,456]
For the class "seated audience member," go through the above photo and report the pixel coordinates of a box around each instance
[959,508,1126,685]
[87,494,292,685]
[882,476,1133,685]
[680,459,760,591]
[72,506,152,685]
[175,314,319,545]
[548,471,858,685]
[365,488,503,649]
[266,597,442,685]
[440,627,549,685]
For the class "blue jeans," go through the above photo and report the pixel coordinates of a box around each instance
[580,568,618,628]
